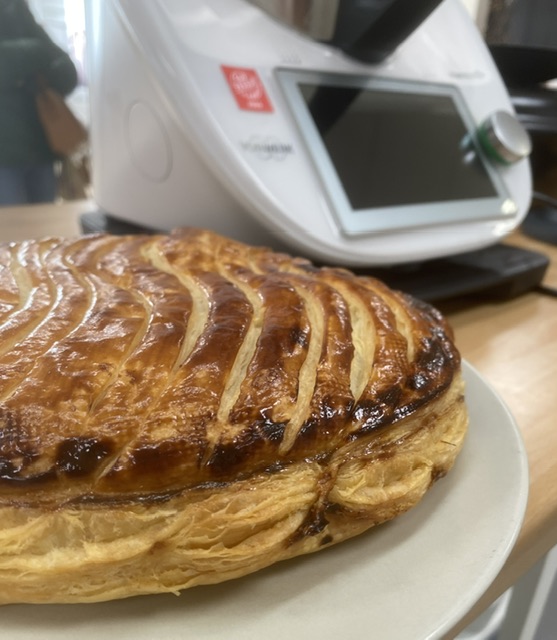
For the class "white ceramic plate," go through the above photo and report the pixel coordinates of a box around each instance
[1,361,529,640]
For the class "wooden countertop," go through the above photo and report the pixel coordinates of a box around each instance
[1,201,556,637]
[443,231,557,637]
[0,200,93,242]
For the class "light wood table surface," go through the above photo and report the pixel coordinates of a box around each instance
[0,199,93,243]
[1,201,557,637]
[442,231,557,637]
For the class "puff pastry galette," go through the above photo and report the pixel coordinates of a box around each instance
[0,228,468,604]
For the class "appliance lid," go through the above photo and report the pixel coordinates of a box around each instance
[245,0,445,63]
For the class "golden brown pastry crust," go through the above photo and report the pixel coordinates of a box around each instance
[0,228,467,603]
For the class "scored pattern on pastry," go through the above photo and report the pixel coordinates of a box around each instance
[0,228,469,604]
[0,228,460,503]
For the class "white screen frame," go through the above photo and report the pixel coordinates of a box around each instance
[277,69,517,236]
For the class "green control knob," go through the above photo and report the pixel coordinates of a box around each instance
[478,111,532,165]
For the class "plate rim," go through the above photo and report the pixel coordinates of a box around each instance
[431,359,530,639]
[0,361,530,640]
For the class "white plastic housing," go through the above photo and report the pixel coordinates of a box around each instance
[85,0,532,266]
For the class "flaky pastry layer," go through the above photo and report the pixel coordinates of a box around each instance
[0,228,468,603]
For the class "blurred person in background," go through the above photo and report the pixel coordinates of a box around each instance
[0,0,78,206]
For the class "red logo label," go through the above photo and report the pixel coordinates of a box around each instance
[221,66,273,113]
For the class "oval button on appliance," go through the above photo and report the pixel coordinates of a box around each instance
[125,101,172,182]
[478,110,532,165]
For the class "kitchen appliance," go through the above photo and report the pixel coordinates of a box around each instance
[85,0,533,266]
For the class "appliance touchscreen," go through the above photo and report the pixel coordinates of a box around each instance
[278,70,515,235]
[299,83,498,210]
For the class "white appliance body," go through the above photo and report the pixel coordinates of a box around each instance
[85,0,532,265]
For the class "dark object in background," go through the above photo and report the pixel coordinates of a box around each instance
[486,0,557,246]
[0,0,79,205]
[326,0,444,63]
[363,244,549,303]
[80,210,549,304]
